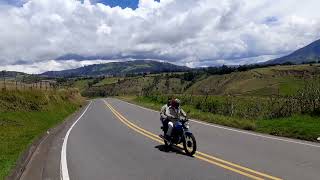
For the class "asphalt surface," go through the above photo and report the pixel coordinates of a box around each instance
[20,98,320,180]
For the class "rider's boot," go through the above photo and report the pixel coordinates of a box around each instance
[164,134,171,143]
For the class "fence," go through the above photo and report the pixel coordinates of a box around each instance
[0,79,57,91]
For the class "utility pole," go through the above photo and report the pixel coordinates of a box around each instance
[22,76,25,90]
[15,74,18,90]
[2,70,6,91]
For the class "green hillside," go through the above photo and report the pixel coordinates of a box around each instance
[79,73,194,97]
[187,64,320,96]
[76,64,320,97]
[42,60,190,77]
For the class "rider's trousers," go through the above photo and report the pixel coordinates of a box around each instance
[166,121,174,136]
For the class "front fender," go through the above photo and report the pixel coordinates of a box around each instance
[184,131,193,136]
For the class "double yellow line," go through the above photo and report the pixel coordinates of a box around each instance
[104,101,282,180]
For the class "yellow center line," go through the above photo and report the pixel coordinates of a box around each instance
[104,101,282,180]
[108,104,164,144]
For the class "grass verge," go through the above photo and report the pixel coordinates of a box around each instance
[118,96,320,142]
[0,90,84,179]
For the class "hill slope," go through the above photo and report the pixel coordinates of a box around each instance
[266,39,320,64]
[78,64,320,97]
[187,64,320,96]
[42,60,190,77]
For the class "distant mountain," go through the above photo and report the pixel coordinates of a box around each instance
[0,71,26,78]
[265,39,320,65]
[41,60,190,77]
[56,54,113,61]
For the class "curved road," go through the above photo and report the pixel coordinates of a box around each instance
[21,98,320,180]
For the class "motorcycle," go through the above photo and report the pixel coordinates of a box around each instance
[159,117,197,156]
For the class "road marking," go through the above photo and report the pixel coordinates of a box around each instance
[115,98,320,148]
[60,101,92,180]
[104,100,282,180]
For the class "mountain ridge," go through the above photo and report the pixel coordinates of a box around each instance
[265,39,320,64]
[41,60,190,77]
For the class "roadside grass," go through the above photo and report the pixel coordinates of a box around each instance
[118,96,320,142]
[257,115,320,141]
[0,90,84,179]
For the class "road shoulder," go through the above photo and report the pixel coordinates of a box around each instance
[7,102,90,180]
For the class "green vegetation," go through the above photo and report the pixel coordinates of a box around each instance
[80,74,195,97]
[187,64,320,96]
[73,79,91,92]
[119,92,320,142]
[76,64,320,98]
[0,90,84,179]
[256,116,320,140]
[120,96,255,130]
[94,77,123,86]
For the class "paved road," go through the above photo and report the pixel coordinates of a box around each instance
[21,98,320,180]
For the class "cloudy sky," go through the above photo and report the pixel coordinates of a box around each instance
[0,0,320,73]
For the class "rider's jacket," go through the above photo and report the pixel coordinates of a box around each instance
[160,104,168,120]
[165,106,187,122]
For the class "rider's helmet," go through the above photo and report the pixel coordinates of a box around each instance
[171,98,181,109]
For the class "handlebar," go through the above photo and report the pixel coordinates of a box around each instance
[180,117,188,122]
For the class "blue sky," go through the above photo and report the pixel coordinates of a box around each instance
[93,0,139,9]
[95,0,160,9]
[1,0,24,6]
[2,0,160,9]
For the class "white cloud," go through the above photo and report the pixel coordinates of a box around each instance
[0,59,119,74]
[0,0,320,73]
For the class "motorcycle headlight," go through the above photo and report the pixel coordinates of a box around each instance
[184,122,190,129]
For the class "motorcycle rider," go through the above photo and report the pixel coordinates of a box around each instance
[165,98,187,140]
[160,98,171,133]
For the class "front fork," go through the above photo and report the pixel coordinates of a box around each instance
[182,129,191,143]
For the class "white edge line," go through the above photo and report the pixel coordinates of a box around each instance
[114,98,320,148]
[60,101,92,180]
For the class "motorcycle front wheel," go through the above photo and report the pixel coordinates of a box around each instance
[183,134,197,156]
